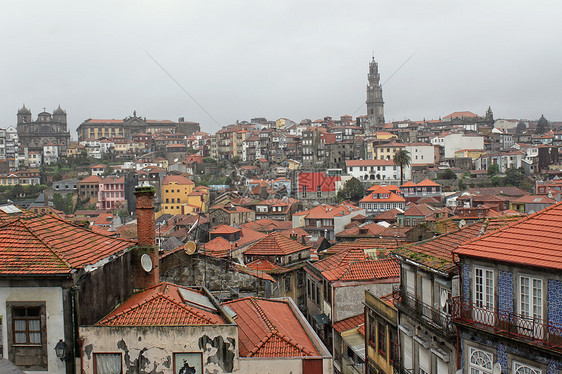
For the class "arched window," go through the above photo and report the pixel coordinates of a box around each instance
[468,347,493,374]
[513,361,542,374]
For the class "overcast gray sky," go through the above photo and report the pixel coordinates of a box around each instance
[1,0,561,137]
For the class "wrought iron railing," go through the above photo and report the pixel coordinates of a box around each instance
[451,297,562,352]
[394,288,456,337]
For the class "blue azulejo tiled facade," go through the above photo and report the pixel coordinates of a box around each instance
[454,259,562,374]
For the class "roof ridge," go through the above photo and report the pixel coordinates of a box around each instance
[271,329,314,356]
[248,331,274,357]
[12,217,72,269]
[453,202,559,252]
[249,298,276,331]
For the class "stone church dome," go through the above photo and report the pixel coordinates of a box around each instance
[53,105,65,115]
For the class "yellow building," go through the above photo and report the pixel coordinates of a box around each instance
[365,289,399,374]
[454,149,486,160]
[160,175,195,214]
[373,142,405,160]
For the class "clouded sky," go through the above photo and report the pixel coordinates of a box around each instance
[1,0,561,136]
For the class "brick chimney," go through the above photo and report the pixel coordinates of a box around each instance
[133,186,158,290]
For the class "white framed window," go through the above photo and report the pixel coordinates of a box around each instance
[519,275,543,338]
[474,267,494,308]
[406,269,415,297]
[512,361,542,374]
[468,347,493,374]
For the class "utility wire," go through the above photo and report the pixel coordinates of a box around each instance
[143,49,221,127]
[351,49,419,116]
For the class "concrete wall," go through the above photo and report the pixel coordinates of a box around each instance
[333,280,398,322]
[80,325,238,374]
[0,286,67,374]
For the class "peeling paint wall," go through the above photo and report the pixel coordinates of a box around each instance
[80,325,238,374]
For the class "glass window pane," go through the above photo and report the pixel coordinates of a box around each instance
[28,319,40,331]
[15,332,26,344]
[29,332,41,344]
[14,320,26,331]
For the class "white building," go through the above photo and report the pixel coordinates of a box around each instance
[431,133,484,159]
[346,159,411,184]
[405,142,436,166]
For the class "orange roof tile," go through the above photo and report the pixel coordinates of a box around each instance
[246,259,286,273]
[224,297,319,357]
[162,175,194,185]
[332,314,364,334]
[394,216,524,273]
[322,258,399,282]
[97,282,224,326]
[244,233,310,257]
[0,214,134,275]
[454,202,562,270]
[360,191,405,203]
[210,225,241,234]
[415,179,441,187]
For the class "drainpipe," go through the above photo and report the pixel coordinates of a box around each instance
[452,251,462,371]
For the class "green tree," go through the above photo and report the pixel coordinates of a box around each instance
[203,157,217,163]
[230,156,241,165]
[505,167,525,187]
[439,169,457,180]
[336,177,365,202]
[458,179,467,191]
[393,149,411,185]
[487,164,499,177]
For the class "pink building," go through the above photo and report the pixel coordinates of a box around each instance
[97,176,126,210]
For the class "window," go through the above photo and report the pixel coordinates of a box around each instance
[519,275,543,338]
[389,327,398,365]
[316,185,321,198]
[284,276,291,293]
[377,321,386,356]
[468,347,493,374]
[474,267,494,323]
[512,361,542,374]
[7,302,47,369]
[302,186,307,198]
[94,353,122,374]
[13,307,41,344]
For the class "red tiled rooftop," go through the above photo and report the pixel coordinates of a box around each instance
[97,282,224,326]
[0,214,134,275]
[224,297,319,358]
[394,216,524,273]
[322,258,399,282]
[210,225,241,235]
[454,202,562,270]
[246,259,286,273]
[332,314,364,334]
[244,233,310,257]
[163,175,195,185]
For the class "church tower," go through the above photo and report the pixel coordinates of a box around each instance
[366,57,385,132]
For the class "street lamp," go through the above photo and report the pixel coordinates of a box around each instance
[54,339,69,361]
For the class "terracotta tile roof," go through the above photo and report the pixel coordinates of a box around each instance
[314,248,369,272]
[244,233,310,257]
[333,314,365,334]
[337,222,386,237]
[79,175,103,184]
[454,202,562,270]
[512,195,556,204]
[322,258,399,282]
[324,238,406,256]
[210,225,241,234]
[162,175,194,185]
[373,208,402,221]
[300,203,362,220]
[415,179,441,187]
[241,219,292,232]
[403,203,437,217]
[443,111,478,119]
[224,297,319,357]
[232,264,277,282]
[0,214,134,275]
[361,191,405,203]
[467,187,528,197]
[201,237,232,258]
[97,282,224,326]
[246,259,286,273]
[380,292,399,307]
[394,216,524,273]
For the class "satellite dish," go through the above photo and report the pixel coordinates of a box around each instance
[492,363,501,374]
[140,254,153,272]
[184,241,196,255]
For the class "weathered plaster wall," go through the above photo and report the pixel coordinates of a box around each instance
[0,286,66,374]
[333,281,397,322]
[80,325,239,374]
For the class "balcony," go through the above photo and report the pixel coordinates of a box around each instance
[394,288,455,338]
[451,297,562,353]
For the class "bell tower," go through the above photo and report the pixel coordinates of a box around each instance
[366,57,385,133]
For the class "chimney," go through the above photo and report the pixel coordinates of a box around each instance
[133,186,158,290]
